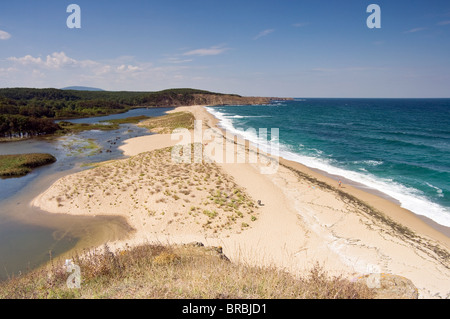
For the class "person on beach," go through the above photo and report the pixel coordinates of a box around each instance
[338,180,342,187]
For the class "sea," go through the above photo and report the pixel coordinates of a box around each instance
[206,98,450,228]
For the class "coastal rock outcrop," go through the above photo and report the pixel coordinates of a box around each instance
[184,242,230,262]
[146,93,292,108]
[190,94,291,106]
[357,273,419,299]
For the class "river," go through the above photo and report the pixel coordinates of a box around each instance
[0,107,174,280]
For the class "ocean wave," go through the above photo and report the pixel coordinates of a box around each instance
[381,130,450,141]
[307,148,324,155]
[272,103,287,106]
[426,182,444,198]
[278,150,450,227]
[352,160,384,167]
[226,115,272,119]
[205,106,450,227]
[317,122,342,127]
[363,135,446,151]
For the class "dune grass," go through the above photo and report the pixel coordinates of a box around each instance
[57,115,151,134]
[100,115,150,125]
[139,112,195,134]
[0,243,375,299]
[57,121,119,133]
[44,144,258,236]
[0,153,56,177]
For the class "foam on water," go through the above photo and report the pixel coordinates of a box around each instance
[426,182,444,198]
[206,106,450,228]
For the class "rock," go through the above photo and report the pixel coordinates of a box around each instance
[357,273,419,299]
[187,241,204,247]
[183,242,230,262]
[143,93,293,108]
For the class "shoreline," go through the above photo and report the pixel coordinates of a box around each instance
[206,105,450,235]
[278,157,450,241]
[198,104,450,240]
[31,104,450,298]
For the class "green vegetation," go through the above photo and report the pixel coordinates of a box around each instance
[0,153,56,177]
[56,115,151,134]
[140,112,195,134]
[100,115,150,125]
[0,88,224,139]
[0,243,375,299]
[203,210,218,218]
[0,114,60,139]
[0,87,226,119]
[57,121,118,133]
[60,137,101,157]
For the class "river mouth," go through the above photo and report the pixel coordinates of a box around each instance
[0,202,134,281]
[0,107,173,281]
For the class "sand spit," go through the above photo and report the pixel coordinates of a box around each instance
[32,105,450,298]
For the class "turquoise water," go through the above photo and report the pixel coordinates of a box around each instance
[206,99,450,227]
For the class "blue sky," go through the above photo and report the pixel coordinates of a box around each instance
[1,0,450,97]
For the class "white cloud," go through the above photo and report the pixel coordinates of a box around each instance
[1,51,212,91]
[292,23,308,28]
[32,69,45,78]
[0,30,11,40]
[163,57,193,64]
[311,66,385,74]
[403,27,427,33]
[254,29,274,40]
[0,67,17,75]
[93,65,112,76]
[8,52,97,69]
[45,52,78,68]
[183,46,228,56]
[116,64,141,73]
[8,55,43,65]
[437,20,450,25]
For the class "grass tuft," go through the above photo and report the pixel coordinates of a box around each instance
[0,243,375,299]
[139,112,195,134]
[0,153,56,177]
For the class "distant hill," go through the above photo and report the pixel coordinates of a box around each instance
[0,87,291,138]
[62,86,105,91]
[0,87,290,121]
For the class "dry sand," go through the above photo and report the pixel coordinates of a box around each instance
[32,105,450,298]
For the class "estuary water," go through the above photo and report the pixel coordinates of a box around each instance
[0,107,173,280]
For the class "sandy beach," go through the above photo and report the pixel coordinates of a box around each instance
[31,105,450,298]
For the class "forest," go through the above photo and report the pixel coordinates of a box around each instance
[0,88,226,138]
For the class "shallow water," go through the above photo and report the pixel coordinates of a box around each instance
[0,107,173,280]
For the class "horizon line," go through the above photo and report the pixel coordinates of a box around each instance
[1,86,450,99]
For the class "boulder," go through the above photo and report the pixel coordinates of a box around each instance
[357,273,419,299]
